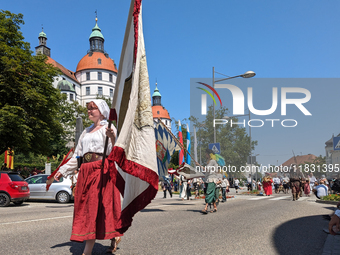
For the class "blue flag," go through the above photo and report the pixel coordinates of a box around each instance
[186,124,191,164]
[155,123,178,179]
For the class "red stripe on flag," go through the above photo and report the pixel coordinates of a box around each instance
[108,146,158,233]
[133,0,142,62]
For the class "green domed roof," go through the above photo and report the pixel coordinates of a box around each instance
[89,20,104,40]
[152,84,161,97]
[39,31,47,38]
[57,80,75,92]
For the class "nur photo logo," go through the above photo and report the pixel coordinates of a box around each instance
[195,79,312,128]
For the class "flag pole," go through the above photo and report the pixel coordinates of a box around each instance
[157,118,201,166]
[101,0,135,169]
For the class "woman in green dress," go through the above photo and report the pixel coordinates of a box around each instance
[201,149,220,214]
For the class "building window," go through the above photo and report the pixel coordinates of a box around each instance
[98,72,102,80]
[86,87,90,95]
[98,87,103,95]
[109,74,113,82]
[70,94,74,101]
[157,111,160,114]
[110,88,113,98]
[63,77,65,80]
[98,58,101,65]
[86,72,90,80]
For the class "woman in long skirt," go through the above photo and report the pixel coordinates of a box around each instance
[47,100,122,255]
[263,175,273,196]
[201,149,221,214]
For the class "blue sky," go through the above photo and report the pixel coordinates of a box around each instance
[3,0,340,166]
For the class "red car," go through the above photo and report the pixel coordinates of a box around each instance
[0,171,30,207]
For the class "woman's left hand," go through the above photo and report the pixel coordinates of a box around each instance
[106,127,116,140]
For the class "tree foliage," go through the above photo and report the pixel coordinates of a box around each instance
[189,106,257,176]
[301,155,327,178]
[0,10,63,155]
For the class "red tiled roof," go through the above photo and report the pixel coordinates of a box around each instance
[152,105,170,119]
[46,56,78,84]
[281,154,317,167]
[76,52,118,73]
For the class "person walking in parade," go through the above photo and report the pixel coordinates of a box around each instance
[180,174,188,200]
[200,149,220,214]
[221,176,229,202]
[234,178,240,193]
[47,100,122,255]
[263,173,273,196]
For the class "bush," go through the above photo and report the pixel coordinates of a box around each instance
[321,194,340,201]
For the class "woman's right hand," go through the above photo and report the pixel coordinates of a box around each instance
[46,177,54,186]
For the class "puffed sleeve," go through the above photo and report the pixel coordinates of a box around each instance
[58,129,87,177]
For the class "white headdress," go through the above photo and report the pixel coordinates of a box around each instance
[91,99,110,119]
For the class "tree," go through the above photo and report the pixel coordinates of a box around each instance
[190,106,257,176]
[301,155,327,178]
[0,10,63,155]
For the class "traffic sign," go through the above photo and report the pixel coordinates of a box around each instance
[209,143,221,154]
[333,137,340,151]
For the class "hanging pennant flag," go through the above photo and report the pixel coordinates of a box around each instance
[193,126,198,163]
[178,120,184,165]
[107,0,159,234]
[4,148,14,169]
[155,122,179,179]
[186,124,191,165]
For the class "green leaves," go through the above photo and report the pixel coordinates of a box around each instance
[0,10,62,155]
[190,105,257,174]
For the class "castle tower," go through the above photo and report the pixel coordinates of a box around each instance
[35,27,50,57]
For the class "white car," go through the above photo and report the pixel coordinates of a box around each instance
[25,174,73,203]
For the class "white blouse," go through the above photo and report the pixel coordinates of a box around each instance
[58,120,116,177]
[203,159,222,183]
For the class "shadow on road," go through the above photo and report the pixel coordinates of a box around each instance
[141,208,164,212]
[45,205,74,208]
[272,215,328,255]
[51,241,107,254]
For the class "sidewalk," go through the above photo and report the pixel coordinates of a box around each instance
[321,234,340,255]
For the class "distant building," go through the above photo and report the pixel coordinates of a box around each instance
[325,134,340,168]
[281,154,317,167]
[152,83,172,131]
[35,17,117,106]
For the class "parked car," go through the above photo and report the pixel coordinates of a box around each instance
[0,171,30,207]
[25,174,73,203]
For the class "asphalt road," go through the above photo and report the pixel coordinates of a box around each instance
[0,192,334,255]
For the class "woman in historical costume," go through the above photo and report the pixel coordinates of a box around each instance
[262,174,273,196]
[47,100,122,255]
[304,179,311,196]
[201,149,221,214]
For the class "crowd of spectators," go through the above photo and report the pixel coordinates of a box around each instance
[1,164,44,179]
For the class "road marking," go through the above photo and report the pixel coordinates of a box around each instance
[248,196,268,200]
[269,196,290,200]
[146,204,172,209]
[0,215,73,225]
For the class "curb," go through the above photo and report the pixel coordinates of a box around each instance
[321,234,340,255]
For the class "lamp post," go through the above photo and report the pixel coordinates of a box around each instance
[212,67,255,143]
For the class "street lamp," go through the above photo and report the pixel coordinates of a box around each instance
[213,67,255,143]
